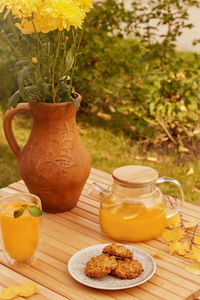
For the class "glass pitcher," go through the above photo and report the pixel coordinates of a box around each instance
[89,165,184,242]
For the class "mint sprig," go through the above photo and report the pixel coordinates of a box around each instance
[28,205,42,217]
[14,208,24,218]
[14,205,42,218]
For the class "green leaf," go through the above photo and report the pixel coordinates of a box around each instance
[9,86,38,107]
[38,81,51,98]
[24,86,38,101]
[15,60,28,67]
[64,45,75,74]
[18,67,34,98]
[28,205,42,217]
[103,88,113,95]
[8,91,21,108]
[14,208,24,218]
[72,96,80,109]
[59,82,70,94]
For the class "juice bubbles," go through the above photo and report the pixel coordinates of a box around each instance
[99,192,167,242]
[0,202,39,262]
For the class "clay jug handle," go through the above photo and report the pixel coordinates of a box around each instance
[3,102,32,158]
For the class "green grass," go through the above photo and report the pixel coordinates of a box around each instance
[1,107,199,205]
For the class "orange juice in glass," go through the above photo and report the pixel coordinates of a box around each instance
[0,193,42,265]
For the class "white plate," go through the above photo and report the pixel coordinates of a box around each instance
[68,244,156,290]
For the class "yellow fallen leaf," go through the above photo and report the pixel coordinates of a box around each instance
[169,241,190,255]
[105,97,110,103]
[146,156,157,162]
[122,111,129,115]
[0,283,36,299]
[129,126,136,132]
[185,246,200,262]
[135,156,144,160]
[79,129,87,135]
[0,286,19,299]
[183,219,199,229]
[97,112,111,121]
[178,146,189,153]
[185,251,196,260]
[193,129,200,135]
[192,187,200,193]
[177,73,186,80]
[108,105,116,113]
[180,105,187,112]
[152,249,163,259]
[18,283,36,297]
[186,167,194,176]
[194,235,200,245]
[167,213,181,228]
[184,262,200,275]
[192,247,200,262]
[162,228,185,242]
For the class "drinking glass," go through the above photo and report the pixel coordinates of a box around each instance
[0,193,42,265]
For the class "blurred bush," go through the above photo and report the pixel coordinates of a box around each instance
[75,0,200,148]
[0,0,200,147]
[0,15,18,111]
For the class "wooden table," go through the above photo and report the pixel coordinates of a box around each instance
[0,167,200,300]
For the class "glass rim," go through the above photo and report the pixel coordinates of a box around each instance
[0,192,42,213]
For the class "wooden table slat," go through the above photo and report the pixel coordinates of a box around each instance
[0,262,68,300]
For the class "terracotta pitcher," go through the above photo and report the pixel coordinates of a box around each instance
[3,95,91,213]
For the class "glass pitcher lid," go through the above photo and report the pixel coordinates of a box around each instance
[112,165,158,187]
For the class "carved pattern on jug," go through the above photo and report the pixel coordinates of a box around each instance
[24,122,76,192]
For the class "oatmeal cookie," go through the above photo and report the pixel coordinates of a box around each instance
[111,259,143,279]
[85,254,117,278]
[102,244,133,259]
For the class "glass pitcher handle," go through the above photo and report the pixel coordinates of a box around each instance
[87,182,112,201]
[156,177,184,219]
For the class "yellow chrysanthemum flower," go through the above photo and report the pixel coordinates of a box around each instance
[0,0,43,18]
[16,1,85,33]
[1,0,93,33]
[73,0,93,13]
[16,16,45,34]
[42,0,85,30]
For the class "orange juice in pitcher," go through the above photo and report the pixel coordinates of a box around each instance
[95,166,184,242]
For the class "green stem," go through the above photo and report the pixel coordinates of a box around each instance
[68,28,83,99]
[2,32,20,56]
[30,18,50,59]
[52,30,62,103]
[7,15,20,43]
[30,18,52,101]
[155,117,177,144]
[57,31,66,82]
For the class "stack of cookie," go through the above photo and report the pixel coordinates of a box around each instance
[85,244,143,279]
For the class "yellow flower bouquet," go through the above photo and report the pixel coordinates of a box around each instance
[0,0,93,106]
